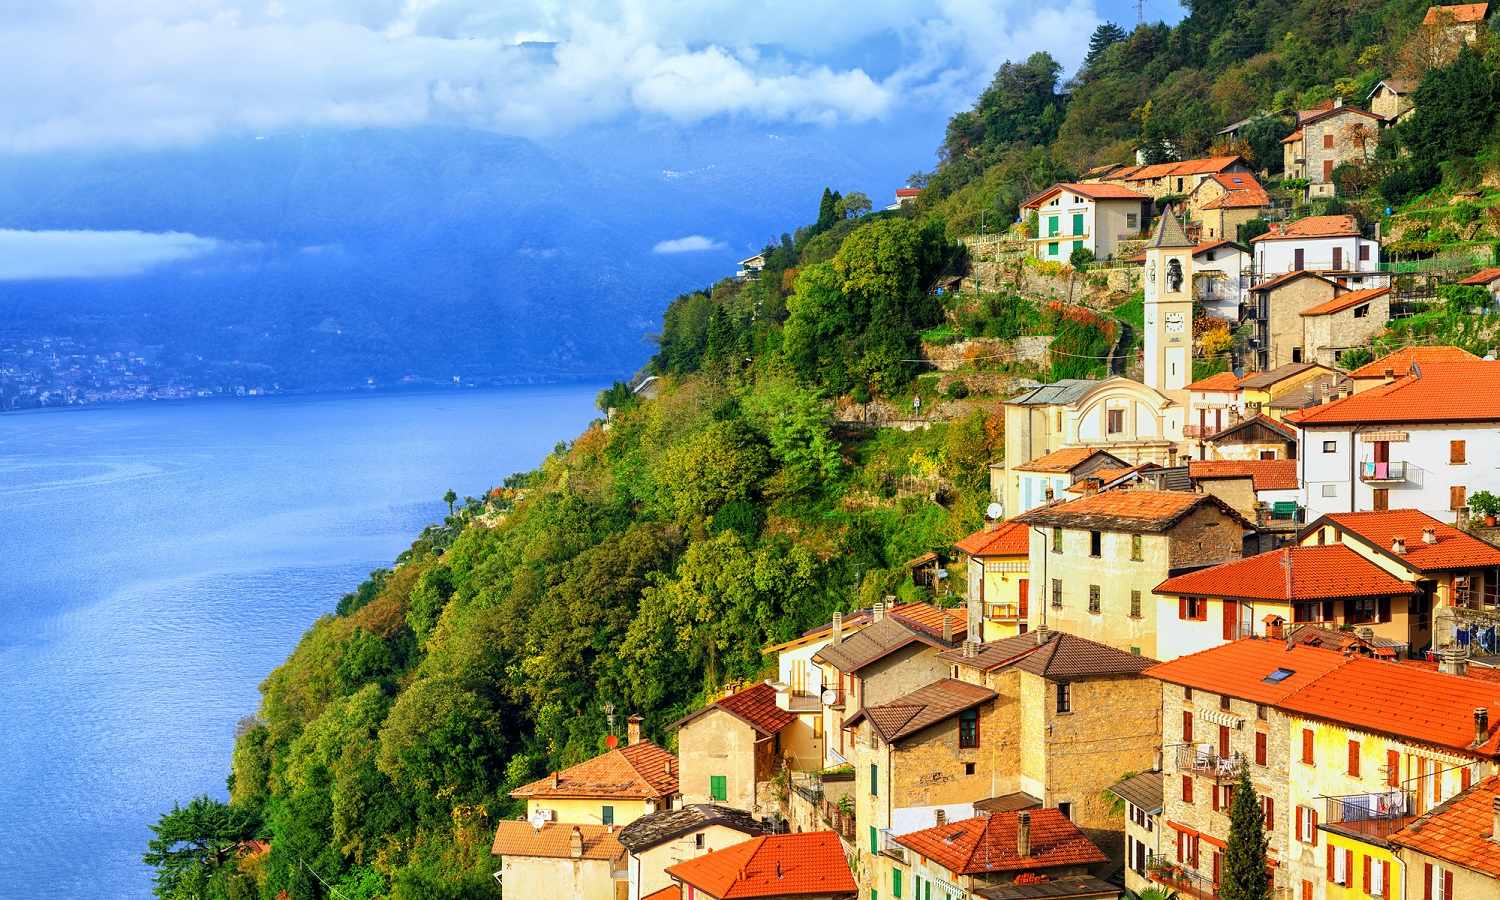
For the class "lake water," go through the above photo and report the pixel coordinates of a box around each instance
[0,386,602,897]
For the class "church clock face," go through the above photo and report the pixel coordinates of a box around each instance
[1165,311,1185,334]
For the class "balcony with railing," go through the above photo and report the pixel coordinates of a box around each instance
[985,602,1027,623]
[1321,790,1415,840]
[1147,853,1219,900]
[1360,460,1408,483]
[878,828,909,863]
[1175,744,1244,781]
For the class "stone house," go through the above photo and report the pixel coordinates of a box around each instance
[1368,78,1418,123]
[1424,3,1490,48]
[1281,102,1384,197]
[673,682,797,818]
[1299,285,1392,367]
[1390,775,1500,900]
[811,602,967,767]
[1247,272,1341,371]
[1110,771,1165,897]
[955,520,1033,641]
[843,677,1001,891]
[1187,458,1300,522]
[510,723,679,827]
[1012,490,1252,659]
[616,805,763,900]
[664,831,857,900]
[1186,173,1271,243]
[1142,640,1355,900]
[490,821,627,900]
[939,629,1161,857]
[1202,414,1299,462]
[1021,182,1151,262]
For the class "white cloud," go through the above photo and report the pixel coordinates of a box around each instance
[652,235,727,254]
[0,229,227,280]
[0,1,1103,153]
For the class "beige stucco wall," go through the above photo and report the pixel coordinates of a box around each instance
[630,823,757,899]
[678,711,759,813]
[1397,849,1500,899]
[499,854,618,900]
[529,797,654,827]
[1026,526,1169,657]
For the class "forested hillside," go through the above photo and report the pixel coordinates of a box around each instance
[146,3,1500,897]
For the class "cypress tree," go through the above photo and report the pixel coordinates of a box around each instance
[1221,761,1271,900]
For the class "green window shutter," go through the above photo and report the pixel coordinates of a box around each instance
[893,868,903,897]
[1048,216,1058,236]
[1072,212,1084,235]
[1047,242,1058,257]
[710,775,726,802]
[870,825,879,854]
[1073,240,1083,253]
[870,763,878,796]
[601,805,613,825]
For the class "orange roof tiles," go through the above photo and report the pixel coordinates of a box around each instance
[956,520,1030,557]
[894,810,1108,876]
[643,887,681,900]
[844,678,996,743]
[1187,371,1242,391]
[1425,2,1489,24]
[1144,640,1353,705]
[1015,447,1116,473]
[1299,286,1390,317]
[1021,182,1149,208]
[1280,657,1500,756]
[1281,128,1304,144]
[491,821,625,861]
[1199,173,1271,209]
[1349,345,1480,378]
[1014,489,1251,533]
[1319,509,1500,572]
[708,683,797,737]
[1154,545,1413,601]
[1117,155,1245,181]
[1251,215,1362,242]
[1289,362,1500,424]
[665,832,856,898]
[889,601,968,639]
[511,740,678,801]
[1189,459,1299,491]
[1460,267,1500,285]
[1391,776,1500,875]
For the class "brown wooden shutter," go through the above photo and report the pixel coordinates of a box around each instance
[1388,749,1400,787]
[1184,710,1193,742]
[1223,599,1239,640]
[1349,740,1360,776]
[1382,861,1391,898]
[1424,862,1433,899]
[1364,855,1372,892]
[1256,731,1268,765]
[1445,870,1454,898]
[1180,596,1188,620]
[1311,809,1318,845]
[1296,804,1304,840]
[1327,844,1336,882]
[1452,440,1467,464]
[1452,485,1468,510]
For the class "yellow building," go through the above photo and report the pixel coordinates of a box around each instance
[490,821,626,900]
[955,520,1032,641]
[509,720,679,827]
[1390,774,1500,899]
[1236,361,1341,423]
[1013,489,1251,659]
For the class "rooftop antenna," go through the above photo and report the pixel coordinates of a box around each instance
[1137,0,1145,26]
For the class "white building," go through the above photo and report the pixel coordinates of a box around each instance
[1251,214,1382,288]
[1291,360,1500,522]
[1192,239,1250,321]
[1021,182,1150,262]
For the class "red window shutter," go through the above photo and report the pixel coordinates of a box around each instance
[1177,829,1185,862]
[1183,775,1193,803]
[1219,724,1231,758]
[1184,710,1193,742]
[1296,805,1304,841]
[1212,785,1220,811]
[1267,796,1275,829]
[1425,862,1433,899]
[1223,599,1238,640]
[1180,596,1188,620]
[1303,729,1314,764]
[1213,850,1221,885]
[1327,844,1336,882]
[1256,731,1267,766]
[1383,861,1391,898]
[1364,855,1372,892]
[1388,749,1400,787]
[1311,809,1319,846]
[1464,767,1473,791]
[1349,740,1360,776]
[1445,870,1454,898]
[1302,881,1313,900]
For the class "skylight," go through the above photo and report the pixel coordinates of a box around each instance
[1263,668,1296,683]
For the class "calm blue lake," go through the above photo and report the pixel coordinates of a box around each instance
[0,385,602,897]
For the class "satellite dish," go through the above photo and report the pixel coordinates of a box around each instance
[986,502,1003,520]
[821,689,839,706]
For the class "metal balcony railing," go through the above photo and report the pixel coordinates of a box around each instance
[878,828,908,863]
[1323,790,1414,834]
[1147,853,1219,900]
[1175,744,1244,780]
[1360,461,1408,483]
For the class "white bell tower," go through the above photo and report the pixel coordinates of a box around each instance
[1143,206,1195,403]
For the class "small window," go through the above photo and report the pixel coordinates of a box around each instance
[1323,440,1337,453]
[1353,304,1369,318]
[1291,346,1303,363]
[1348,739,1361,777]
[1107,409,1125,434]
[1058,801,1073,820]
[1051,578,1063,609]
[1052,527,1063,553]
[964,761,976,776]
[1057,683,1072,714]
[1182,775,1194,804]
[1089,530,1102,557]
[1452,485,1468,511]
[958,709,979,748]
[1321,484,1338,498]
[1047,241,1059,257]
[869,764,878,796]
[1452,440,1467,464]
[602,805,614,825]
[1088,584,1101,614]
[1323,132,1334,149]
[1130,590,1142,618]
[1185,686,1194,700]
[1131,533,1143,561]
[710,775,727,802]
[695,833,706,850]
[1359,244,1371,261]
[1301,728,1315,765]
[1127,212,1139,229]
[1220,694,1231,711]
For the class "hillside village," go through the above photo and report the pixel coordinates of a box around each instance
[486,5,1500,900]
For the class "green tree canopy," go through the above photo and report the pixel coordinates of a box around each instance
[143,796,259,900]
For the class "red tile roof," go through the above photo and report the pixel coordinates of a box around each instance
[491,821,625,861]
[511,740,678,801]
[1192,238,1243,256]
[1249,270,1338,293]
[1349,345,1481,378]
[1280,657,1500,756]
[1116,156,1246,181]
[1022,182,1149,208]
[1189,459,1299,491]
[956,520,1030,557]
[665,832,856,898]
[894,810,1108,876]
[1318,509,1500,572]
[1281,128,1304,144]
[709,683,797,737]
[1391,775,1500,874]
[1154,545,1414,601]
[888,602,969,640]
[1289,361,1500,425]
[1015,447,1122,473]
[1199,173,1271,209]
[1187,371,1242,391]
[1251,215,1362,242]
[1460,267,1500,285]
[1144,640,1354,705]
[843,678,997,743]
[1425,2,1489,24]
[1299,286,1390,317]
[643,887,681,900]
[895,187,922,197]
[1014,489,1251,533]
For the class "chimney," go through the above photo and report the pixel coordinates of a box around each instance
[1441,645,1469,677]
[551,771,561,790]
[1423,527,1439,545]
[1479,708,1492,746]
[967,594,983,644]
[665,759,674,777]
[569,826,584,859]
[1044,487,1055,502]
[962,639,979,659]
[943,614,954,644]
[985,517,1000,533]
[1265,616,1285,641]
[1034,625,1050,646]
[936,809,947,826]
[1017,811,1032,858]
[1384,366,1396,383]
[1491,796,1500,843]
[626,714,643,746]
[831,610,844,645]
[1392,535,1406,555]
[874,598,890,622]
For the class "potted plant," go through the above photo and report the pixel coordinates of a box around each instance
[1471,490,1500,526]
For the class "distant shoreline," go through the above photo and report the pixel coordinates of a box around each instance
[0,376,617,417]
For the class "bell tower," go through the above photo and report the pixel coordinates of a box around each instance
[1143,205,1195,402]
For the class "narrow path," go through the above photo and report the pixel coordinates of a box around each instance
[1108,323,1133,376]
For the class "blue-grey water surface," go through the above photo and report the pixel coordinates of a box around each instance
[0,386,601,897]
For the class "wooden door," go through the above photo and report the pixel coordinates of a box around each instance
[1374,488,1389,511]
[1224,599,1240,641]
[1018,579,1029,618]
